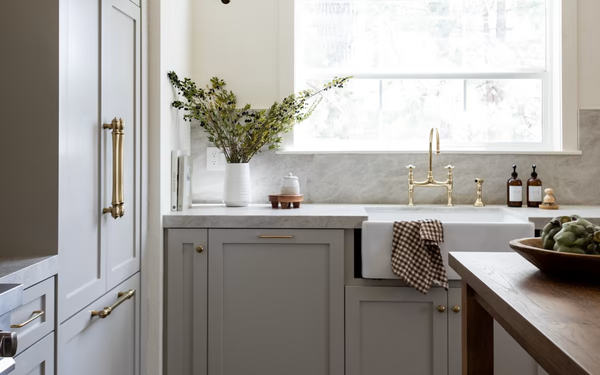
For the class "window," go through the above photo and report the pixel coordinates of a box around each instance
[289,0,570,152]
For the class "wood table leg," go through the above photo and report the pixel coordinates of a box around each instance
[462,281,494,375]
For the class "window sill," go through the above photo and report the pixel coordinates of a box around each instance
[276,149,583,156]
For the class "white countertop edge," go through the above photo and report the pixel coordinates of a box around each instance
[164,204,600,229]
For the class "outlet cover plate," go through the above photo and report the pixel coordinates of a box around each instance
[206,147,226,170]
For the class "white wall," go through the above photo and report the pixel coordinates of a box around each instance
[147,0,193,374]
[191,0,280,108]
[189,0,600,109]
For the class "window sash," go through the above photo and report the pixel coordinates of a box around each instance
[282,0,573,153]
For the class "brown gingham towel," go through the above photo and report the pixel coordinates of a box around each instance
[391,220,448,294]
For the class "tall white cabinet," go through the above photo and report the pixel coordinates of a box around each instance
[0,0,145,373]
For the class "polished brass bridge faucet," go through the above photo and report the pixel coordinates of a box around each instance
[406,128,454,206]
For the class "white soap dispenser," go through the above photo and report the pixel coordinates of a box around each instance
[281,173,300,195]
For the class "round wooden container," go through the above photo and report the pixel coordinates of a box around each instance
[509,238,600,280]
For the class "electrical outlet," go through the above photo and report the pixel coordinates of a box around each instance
[206,147,226,170]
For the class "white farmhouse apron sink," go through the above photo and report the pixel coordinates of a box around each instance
[361,206,534,280]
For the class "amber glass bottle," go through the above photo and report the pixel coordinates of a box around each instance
[507,165,523,207]
[527,165,543,207]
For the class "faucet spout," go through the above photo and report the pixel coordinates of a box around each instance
[406,127,453,206]
[428,128,440,180]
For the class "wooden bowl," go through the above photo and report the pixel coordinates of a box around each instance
[509,238,600,280]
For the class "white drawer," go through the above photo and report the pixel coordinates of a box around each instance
[58,273,140,375]
[12,333,54,375]
[10,277,55,355]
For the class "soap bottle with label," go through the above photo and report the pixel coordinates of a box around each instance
[527,165,543,207]
[507,165,523,207]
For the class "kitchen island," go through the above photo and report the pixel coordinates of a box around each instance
[450,252,600,375]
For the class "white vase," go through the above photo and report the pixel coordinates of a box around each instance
[223,163,252,207]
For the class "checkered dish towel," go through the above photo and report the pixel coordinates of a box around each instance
[391,220,449,294]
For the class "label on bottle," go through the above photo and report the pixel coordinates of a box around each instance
[509,186,522,202]
[529,186,542,202]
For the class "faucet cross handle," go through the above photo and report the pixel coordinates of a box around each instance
[406,165,416,170]
[444,165,455,170]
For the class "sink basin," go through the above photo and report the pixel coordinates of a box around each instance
[362,207,534,280]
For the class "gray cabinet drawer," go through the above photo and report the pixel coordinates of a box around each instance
[13,333,54,375]
[10,277,55,354]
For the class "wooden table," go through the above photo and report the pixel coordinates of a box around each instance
[449,252,600,375]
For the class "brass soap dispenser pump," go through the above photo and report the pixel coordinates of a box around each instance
[507,165,523,207]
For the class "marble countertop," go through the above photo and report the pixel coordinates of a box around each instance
[164,204,600,229]
[164,204,368,229]
[0,256,57,289]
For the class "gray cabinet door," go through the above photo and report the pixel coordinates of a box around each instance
[208,229,344,375]
[165,229,208,375]
[346,286,448,375]
[103,0,142,292]
[58,0,142,323]
[447,287,539,375]
[448,287,462,375]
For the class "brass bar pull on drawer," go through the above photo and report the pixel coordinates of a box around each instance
[91,289,135,319]
[257,235,295,239]
[102,118,125,219]
[11,311,45,328]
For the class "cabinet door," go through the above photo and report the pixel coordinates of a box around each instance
[165,229,208,375]
[447,287,539,375]
[448,287,462,375]
[103,0,142,291]
[58,273,140,375]
[12,333,54,375]
[208,229,344,375]
[346,286,448,375]
[58,0,105,324]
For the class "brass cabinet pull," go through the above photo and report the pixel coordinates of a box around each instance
[437,305,446,313]
[196,246,204,253]
[452,306,461,313]
[91,289,135,319]
[102,118,125,219]
[257,235,294,239]
[11,310,44,328]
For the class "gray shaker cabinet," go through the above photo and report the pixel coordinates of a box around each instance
[346,286,448,375]
[165,229,208,375]
[165,228,345,375]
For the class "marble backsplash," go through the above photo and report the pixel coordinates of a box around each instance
[191,110,600,205]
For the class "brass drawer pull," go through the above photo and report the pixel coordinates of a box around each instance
[11,310,45,328]
[257,235,294,239]
[102,118,125,219]
[437,305,446,313]
[91,289,135,319]
[452,306,461,313]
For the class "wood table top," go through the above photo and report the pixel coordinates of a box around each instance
[449,252,600,375]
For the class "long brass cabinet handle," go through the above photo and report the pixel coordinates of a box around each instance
[11,310,45,328]
[103,118,125,219]
[91,289,135,319]
[257,235,294,239]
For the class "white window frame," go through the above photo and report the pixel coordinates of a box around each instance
[278,0,580,155]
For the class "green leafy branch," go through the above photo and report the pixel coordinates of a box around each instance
[168,72,351,163]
